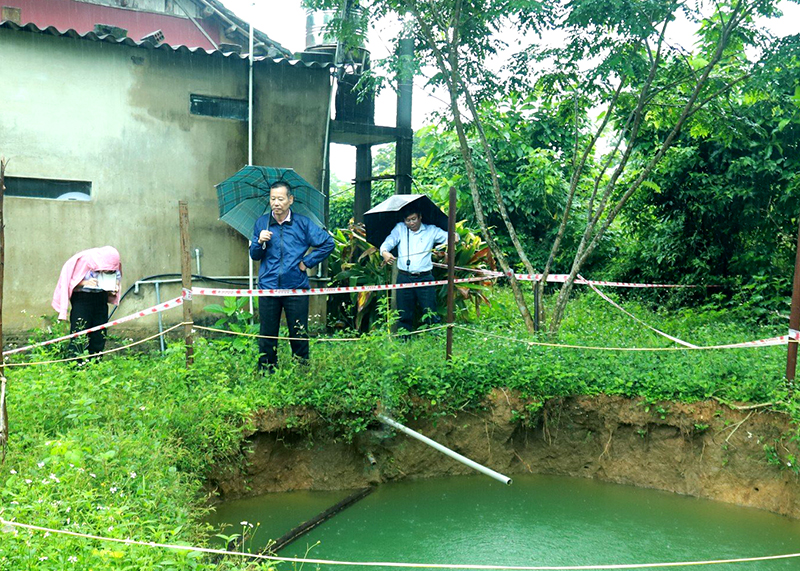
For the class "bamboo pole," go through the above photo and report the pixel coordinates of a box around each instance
[178,201,194,367]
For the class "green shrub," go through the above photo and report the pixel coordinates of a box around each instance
[1,287,796,567]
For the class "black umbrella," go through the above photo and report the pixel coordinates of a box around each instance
[364,194,448,248]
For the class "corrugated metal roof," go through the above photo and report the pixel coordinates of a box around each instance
[268,57,333,69]
[0,20,333,69]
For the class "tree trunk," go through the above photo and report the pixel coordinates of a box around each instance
[460,88,537,278]
[547,3,750,333]
[414,6,536,332]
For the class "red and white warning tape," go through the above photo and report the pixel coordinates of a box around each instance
[712,332,799,349]
[1,275,785,358]
[430,264,712,288]
[2,278,493,358]
[191,274,492,298]
[582,275,698,348]
[511,272,707,288]
[2,296,184,357]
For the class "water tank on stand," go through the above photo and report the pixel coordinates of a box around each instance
[300,4,374,125]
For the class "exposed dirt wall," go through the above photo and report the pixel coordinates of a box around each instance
[208,393,800,518]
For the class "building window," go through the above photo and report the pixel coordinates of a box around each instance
[4,177,92,201]
[2,6,22,24]
[190,94,248,121]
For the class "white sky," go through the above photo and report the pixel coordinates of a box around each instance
[221,0,422,183]
[220,0,800,182]
[220,0,418,124]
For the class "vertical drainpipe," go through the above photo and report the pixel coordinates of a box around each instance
[154,282,165,352]
[321,20,345,228]
[321,73,336,229]
[247,4,255,315]
[248,7,254,166]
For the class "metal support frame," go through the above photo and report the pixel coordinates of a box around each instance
[354,144,372,223]
[173,0,219,50]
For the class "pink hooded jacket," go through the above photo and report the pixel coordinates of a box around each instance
[51,246,122,320]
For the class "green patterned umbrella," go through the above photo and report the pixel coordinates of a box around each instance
[216,166,326,238]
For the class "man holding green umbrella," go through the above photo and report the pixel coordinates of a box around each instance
[250,181,334,372]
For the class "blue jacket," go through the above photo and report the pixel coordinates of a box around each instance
[249,211,335,289]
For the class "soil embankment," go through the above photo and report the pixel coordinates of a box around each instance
[209,393,800,518]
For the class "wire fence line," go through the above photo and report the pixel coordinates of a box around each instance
[1,279,795,563]
[2,279,795,369]
[3,518,800,570]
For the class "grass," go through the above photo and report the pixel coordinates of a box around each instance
[0,287,796,568]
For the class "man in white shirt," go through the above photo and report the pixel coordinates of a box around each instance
[380,207,451,333]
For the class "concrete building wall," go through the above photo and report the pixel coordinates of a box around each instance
[0,27,331,336]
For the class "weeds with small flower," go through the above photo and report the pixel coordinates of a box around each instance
[1,290,797,568]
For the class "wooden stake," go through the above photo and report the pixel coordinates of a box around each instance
[178,201,194,367]
[446,186,456,360]
[785,215,800,394]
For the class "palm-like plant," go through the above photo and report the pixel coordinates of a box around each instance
[328,222,495,331]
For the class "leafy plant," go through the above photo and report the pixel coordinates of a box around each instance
[327,221,495,331]
[204,296,257,333]
[326,223,393,331]
[203,296,258,353]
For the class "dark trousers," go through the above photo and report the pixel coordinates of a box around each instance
[258,295,309,370]
[396,271,439,332]
[68,290,109,357]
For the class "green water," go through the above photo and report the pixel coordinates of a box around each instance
[206,474,800,569]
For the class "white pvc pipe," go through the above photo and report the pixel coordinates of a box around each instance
[377,414,512,485]
[133,275,253,293]
[247,3,255,316]
[248,8,254,166]
[248,244,254,316]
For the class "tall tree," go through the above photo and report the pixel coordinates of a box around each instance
[308,0,797,333]
[611,31,800,314]
[526,0,795,332]
[309,0,557,331]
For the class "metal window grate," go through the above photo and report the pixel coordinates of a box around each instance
[4,177,92,201]
[190,94,248,121]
